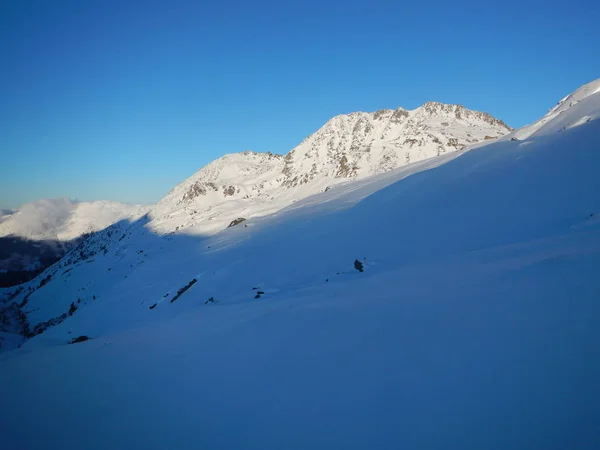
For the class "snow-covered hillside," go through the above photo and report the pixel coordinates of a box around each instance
[1,104,509,245]
[512,78,600,140]
[149,102,511,234]
[0,199,148,286]
[1,80,599,449]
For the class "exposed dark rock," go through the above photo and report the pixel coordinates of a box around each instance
[228,218,246,228]
[38,274,52,289]
[446,138,465,149]
[30,313,68,337]
[373,109,392,120]
[19,292,31,308]
[390,108,409,123]
[182,182,207,202]
[335,155,357,178]
[170,278,198,303]
[223,185,236,197]
[69,335,90,344]
[354,259,364,272]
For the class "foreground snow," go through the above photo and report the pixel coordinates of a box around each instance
[1,82,599,449]
[2,236,599,449]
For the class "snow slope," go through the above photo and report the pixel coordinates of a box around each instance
[0,199,148,286]
[1,81,600,449]
[511,78,600,140]
[1,103,509,244]
[148,102,511,234]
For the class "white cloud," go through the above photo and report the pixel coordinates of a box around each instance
[10,198,78,238]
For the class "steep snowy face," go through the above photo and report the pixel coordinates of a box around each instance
[548,79,600,115]
[156,151,284,212]
[151,103,511,233]
[280,102,512,187]
[151,151,285,233]
[513,78,600,140]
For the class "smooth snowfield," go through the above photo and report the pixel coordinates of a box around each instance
[1,87,600,449]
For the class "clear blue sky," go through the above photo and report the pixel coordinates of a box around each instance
[1,0,599,209]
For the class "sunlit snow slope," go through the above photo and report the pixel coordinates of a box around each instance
[1,80,599,450]
[149,102,511,234]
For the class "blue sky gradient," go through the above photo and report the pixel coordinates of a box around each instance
[1,0,599,208]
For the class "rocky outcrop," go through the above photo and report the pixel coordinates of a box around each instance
[228,218,246,228]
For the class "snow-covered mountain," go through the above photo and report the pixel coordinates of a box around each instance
[150,102,511,233]
[0,199,148,286]
[512,78,600,140]
[280,102,510,184]
[2,80,599,449]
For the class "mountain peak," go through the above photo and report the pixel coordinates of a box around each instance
[150,101,511,233]
[420,101,463,112]
[548,78,600,116]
